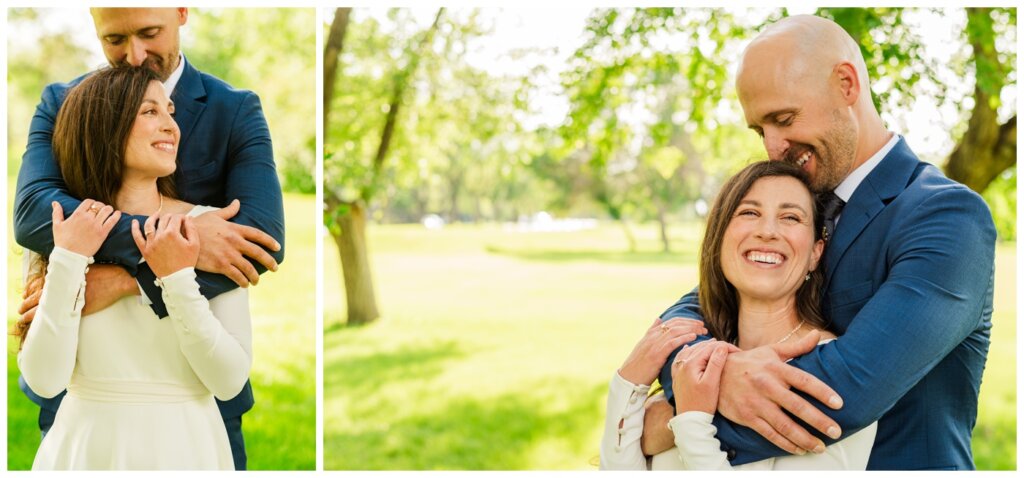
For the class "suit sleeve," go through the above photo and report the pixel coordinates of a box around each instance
[657,287,707,403]
[707,188,996,464]
[136,91,286,316]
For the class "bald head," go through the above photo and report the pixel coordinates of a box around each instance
[737,15,870,105]
[734,15,892,193]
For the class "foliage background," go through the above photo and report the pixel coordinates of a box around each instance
[324,7,1016,470]
[6,8,316,470]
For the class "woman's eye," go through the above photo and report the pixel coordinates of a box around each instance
[737,209,758,217]
[782,215,800,222]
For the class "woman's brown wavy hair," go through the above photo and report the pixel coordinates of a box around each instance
[12,66,176,348]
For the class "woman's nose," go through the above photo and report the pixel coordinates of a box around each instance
[162,114,179,135]
[754,218,779,239]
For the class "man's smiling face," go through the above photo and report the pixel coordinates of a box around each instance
[735,29,858,193]
[91,8,187,82]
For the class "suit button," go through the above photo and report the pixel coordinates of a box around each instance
[727,449,737,460]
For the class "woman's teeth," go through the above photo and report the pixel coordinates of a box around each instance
[746,251,783,264]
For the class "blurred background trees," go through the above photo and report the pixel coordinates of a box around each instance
[324,7,1017,326]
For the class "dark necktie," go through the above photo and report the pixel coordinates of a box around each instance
[820,192,846,242]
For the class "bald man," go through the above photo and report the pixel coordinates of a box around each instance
[645,15,994,470]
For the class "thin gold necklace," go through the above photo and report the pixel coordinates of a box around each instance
[154,193,164,215]
[775,319,806,344]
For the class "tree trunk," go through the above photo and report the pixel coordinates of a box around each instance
[322,9,444,325]
[944,8,1017,194]
[331,201,380,325]
[323,8,350,135]
[447,168,463,223]
[618,217,637,253]
[655,202,671,253]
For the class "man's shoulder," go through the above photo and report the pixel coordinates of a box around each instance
[193,68,258,103]
[39,71,93,107]
[905,160,989,213]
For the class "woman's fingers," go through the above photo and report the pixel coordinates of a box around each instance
[143,213,159,238]
[164,214,184,237]
[131,219,146,251]
[51,201,64,226]
[94,204,115,224]
[73,199,95,217]
[183,216,199,246]
[103,210,122,230]
[661,317,708,335]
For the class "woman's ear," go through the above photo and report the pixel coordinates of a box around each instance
[809,239,825,271]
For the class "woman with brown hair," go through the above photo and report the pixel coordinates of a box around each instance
[16,66,248,470]
[600,161,877,470]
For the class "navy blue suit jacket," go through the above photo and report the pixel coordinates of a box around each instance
[658,138,995,470]
[13,58,286,422]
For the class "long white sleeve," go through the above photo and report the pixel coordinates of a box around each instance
[18,247,90,399]
[599,372,651,470]
[158,267,252,400]
[669,411,878,470]
[670,411,734,470]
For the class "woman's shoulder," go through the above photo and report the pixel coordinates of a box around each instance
[187,205,219,217]
[813,329,838,344]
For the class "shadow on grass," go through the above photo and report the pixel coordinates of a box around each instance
[325,380,607,470]
[485,246,698,265]
[325,338,466,398]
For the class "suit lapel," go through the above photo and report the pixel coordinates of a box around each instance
[169,58,207,154]
[824,138,919,287]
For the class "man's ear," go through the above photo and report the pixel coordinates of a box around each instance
[834,62,860,106]
[178,8,189,26]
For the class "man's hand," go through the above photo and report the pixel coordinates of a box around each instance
[640,392,675,456]
[718,330,844,455]
[83,265,140,316]
[17,264,139,321]
[192,199,281,287]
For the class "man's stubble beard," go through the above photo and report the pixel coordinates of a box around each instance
[811,110,858,193]
[113,42,179,82]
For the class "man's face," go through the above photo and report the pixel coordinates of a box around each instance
[736,48,857,193]
[91,8,187,82]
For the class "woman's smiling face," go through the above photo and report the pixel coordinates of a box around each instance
[720,175,824,303]
[124,80,179,180]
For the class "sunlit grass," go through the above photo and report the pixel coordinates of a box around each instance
[7,190,316,471]
[324,222,1015,470]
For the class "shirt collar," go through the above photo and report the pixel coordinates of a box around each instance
[163,53,186,95]
[833,132,900,202]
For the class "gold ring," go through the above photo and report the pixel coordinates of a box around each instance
[660,324,669,333]
[144,228,156,236]
[88,204,101,213]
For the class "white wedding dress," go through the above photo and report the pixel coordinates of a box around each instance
[19,206,250,470]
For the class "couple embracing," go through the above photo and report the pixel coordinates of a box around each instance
[13,8,285,470]
[601,15,995,471]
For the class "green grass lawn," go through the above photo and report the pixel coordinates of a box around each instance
[7,191,316,471]
[324,222,1016,470]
